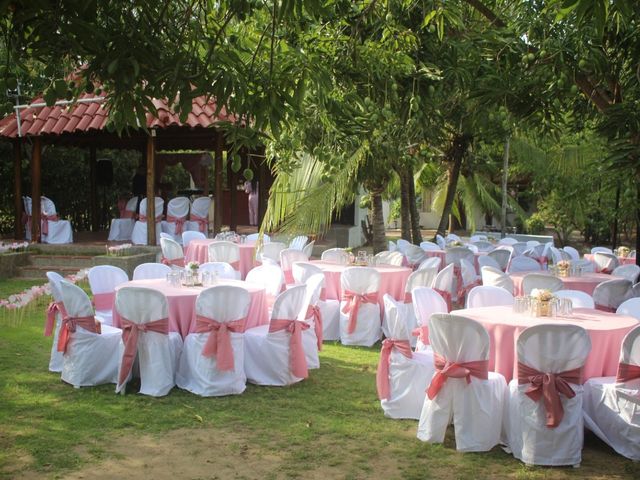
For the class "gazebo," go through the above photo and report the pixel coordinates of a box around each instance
[0,91,270,245]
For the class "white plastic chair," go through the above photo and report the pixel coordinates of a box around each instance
[321,248,350,264]
[583,325,640,461]
[289,235,308,251]
[432,263,455,311]
[40,196,73,244]
[186,196,211,233]
[562,246,581,261]
[417,256,441,271]
[505,324,591,466]
[45,271,66,372]
[199,262,238,281]
[245,264,285,297]
[480,266,514,294]
[507,256,542,274]
[417,314,507,452]
[258,241,286,265]
[554,289,595,309]
[207,241,241,279]
[378,295,435,420]
[411,287,448,353]
[160,237,185,267]
[488,248,511,271]
[612,264,640,283]
[108,196,137,241]
[374,250,404,266]
[87,265,129,326]
[466,285,514,308]
[593,279,632,312]
[591,246,613,255]
[616,297,640,320]
[161,197,190,242]
[339,267,381,347]
[420,241,440,252]
[280,248,310,284]
[181,230,206,249]
[131,197,164,245]
[132,263,171,281]
[114,286,183,396]
[176,285,251,396]
[521,273,563,295]
[58,280,121,388]
[245,233,270,243]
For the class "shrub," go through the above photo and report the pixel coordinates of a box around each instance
[525,213,546,235]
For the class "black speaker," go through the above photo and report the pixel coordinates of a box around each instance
[96,159,113,186]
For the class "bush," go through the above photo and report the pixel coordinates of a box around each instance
[525,213,545,235]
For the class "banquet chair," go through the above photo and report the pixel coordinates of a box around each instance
[411,287,448,352]
[444,246,474,269]
[488,248,511,271]
[378,295,435,420]
[339,267,382,347]
[445,233,461,244]
[45,271,66,372]
[592,279,632,312]
[524,244,547,266]
[498,237,518,245]
[246,264,285,297]
[58,280,122,388]
[458,258,481,302]
[511,242,529,257]
[477,254,502,271]
[181,230,206,249]
[507,256,542,274]
[435,234,446,249]
[549,246,571,264]
[417,314,507,451]
[131,197,164,245]
[245,233,270,243]
[431,263,454,311]
[207,241,241,279]
[22,196,32,241]
[87,265,129,326]
[554,289,595,309]
[464,243,479,254]
[471,240,494,252]
[160,232,173,240]
[302,240,315,259]
[291,262,339,341]
[185,196,211,233]
[583,325,640,461]
[108,196,137,241]
[321,248,350,264]
[160,237,186,268]
[133,263,171,281]
[280,248,310,284]
[417,256,441,271]
[257,241,286,265]
[505,324,591,466]
[176,285,251,396]
[374,250,404,266]
[572,258,596,273]
[389,269,438,342]
[420,241,440,252]
[616,297,640,320]
[298,273,325,369]
[244,285,309,386]
[521,273,563,295]
[161,197,190,243]
[480,266,514,295]
[114,287,183,396]
[289,235,308,251]
[466,285,514,309]
[396,238,412,254]
[404,244,427,268]
[612,264,640,283]
[526,240,541,248]
[562,246,581,261]
[470,234,488,242]
[388,240,397,252]
[200,262,238,281]
[40,196,73,244]
[591,246,613,255]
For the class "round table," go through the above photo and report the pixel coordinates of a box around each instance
[184,239,256,279]
[451,305,638,382]
[510,271,616,296]
[111,278,269,338]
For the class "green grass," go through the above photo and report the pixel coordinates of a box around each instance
[1,278,639,479]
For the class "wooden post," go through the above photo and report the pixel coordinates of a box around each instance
[13,139,22,240]
[214,132,223,234]
[257,149,268,226]
[229,150,240,231]
[146,131,156,245]
[31,137,42,242]
[202,162,209,196]
[89,146,98,231]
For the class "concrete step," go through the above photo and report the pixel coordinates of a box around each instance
[28,254,95,268]
[15,265,86,279]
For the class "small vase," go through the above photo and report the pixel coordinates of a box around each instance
[537,300,551,317]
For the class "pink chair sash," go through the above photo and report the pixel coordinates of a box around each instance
[269,318,310,379]
[139,214,162,223]
[57,315,101,354]
[194,315,246,371]
[283,269,294,285]
[434,288,452,312]
[376,339,412,400]
[403,291,412,303]
[341,290,379,334]
[166,215,186,235]
[190,213,207,233]
[537,256,548,268]
[118,317,169,389]
[41,214,59,235]
[457,279,481,302]
[616,362,640,383]
[229,260,241,272]
[305,305,323,350]
[161,256,185,267]
[44,301,67,336]
[517,361,582,428]
[92,292,115,312]
[22,212,31,226]
[426,353,489,400]
[120,210,135,219]
[594,304,616,313]
[411,325,429,346]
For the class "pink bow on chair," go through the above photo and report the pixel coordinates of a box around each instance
[41,214,59,235]
[161,257,185,267]
[138,214,162,223]
[616,362,640,383]
[411,325,429,346]
[190,214,208,233]
[304,305,323,350]
[57,315,101,354]
[376,339,412,400]
[269,318,310,379]
[341,290,379,334]
[426,353,489,400]
[195,315,246,371]
[433,288,452,312]
[166,215,186,235]
[44,301,67,336]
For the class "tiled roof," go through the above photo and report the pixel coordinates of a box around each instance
[0,92,233,138]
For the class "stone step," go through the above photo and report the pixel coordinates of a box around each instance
[28,254,95,268]
[15,265,86,280]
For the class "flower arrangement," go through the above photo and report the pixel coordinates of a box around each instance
[0,241,29,254]
[530,288,555,302]
[449,241,464,247]
[106,243,132,256]
[556,260,571,277]
[530,288,556,316]
[616,246,630,258]
[186,261,200,271]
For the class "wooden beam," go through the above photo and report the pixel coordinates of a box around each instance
[146,131,156,245]
[31,137,42,242]
[214,132,223,235]
[89,146,98,231]
[13,139,22,240]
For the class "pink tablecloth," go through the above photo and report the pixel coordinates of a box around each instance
[452,305,638,382]
[584,253,636,267]
[111,278,269,338]
[184,239,256,279]
[510,271,616,296]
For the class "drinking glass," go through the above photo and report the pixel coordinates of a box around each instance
[201,270,211,286]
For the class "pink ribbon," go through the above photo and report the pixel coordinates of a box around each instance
[457,279,481,302]
[616,362,640,383]
[341,290,379,334]
[57,315,101,354]
[517,362,582,428]
[194,315,246,371]
[22,212,31,226]
[269,318,310,379]
[434,288,452,312]
[376,339,412,400]
[44,301,67,336]
[283,269,295,285]
[411,325,429,346]
[139,214,161,223]
[403,291,413,303]
[305,305,323,351]
[92,292,115,311]
[41,214,59,235]
[426,353,489,400]
[117,198,126,217]
[594,304,616,313]
[161,256,185,267]
[229,260,241,272]
[190,213,207,233]
[118,317,169,389]
[166,215,186,235]
[120,210,135,219]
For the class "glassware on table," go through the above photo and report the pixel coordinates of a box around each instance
[166,271,181,288]
[356,250,367,265]
[559,297,573,316]
[513,295,530,314]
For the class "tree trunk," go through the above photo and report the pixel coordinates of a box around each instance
[612,181,620,249]
[371,189,387,254]
[396,167,411,241]
[636,177,640,267]
[501,136,510,238]
[407,166,423,244]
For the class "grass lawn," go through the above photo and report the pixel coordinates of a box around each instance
[1,278,638,479]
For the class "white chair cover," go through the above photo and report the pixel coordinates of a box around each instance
[45,271,66,372]
[554,289,595,309]
[391,269,437,343]
[388,240,397,252]
[411,287,447,352]
[87,265,129,326]
[583,325,640,461]
[108,196,137,241]
[198,262,237,280]
[185,196,211,233]
[445,247,474,268]
[299,273,325,369]
[40,196,73,244]
[591,246,613,255]
[471,241,495,253]
[321,248,350,264]
[160,237,185,267]
[23,196,32,241]
[458,258,481,301]
[245,233,270,243]
[181,230,206,249]
[420,241,440,252]
[404,244,427,268]
[593,279,632,311]
[498,237,518,245]
[562,246,581,261]
[378,295,435,419]
[549,246,571,263]
[59,281,121,388]
[176,285,250,396]
[207,241,241,278]
[616,297,640,320]
[507,256,542,273]
[432,263,455,311]
[488,248,511,271]
[435,234,446,249]
[612,264,640,283]
[258,241,286,265]
[572,258,596,273]
[417,314,507,451]
[593,252,619,273]
[511,242,529,257]
[133,263,171,280]
[480,266,514,294]
[526,240,541,248]
[244,285,309,386]
[396,238,412,254]
[280,248,310,284]
[466,285,514,308]
[161,197,190,242]
[245,264,285,297]
[521,273,563,295]
[417,256,441,271]
[289,235,308,251]
[445,233,461,244]
[477,254,501,271]
[339,267,381,347]
[374,250,404,266]
[302,240,315,258]
[131,197,164,245]
[470,234,488,242]
[464,243,479,254]
[505,324,591,466]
